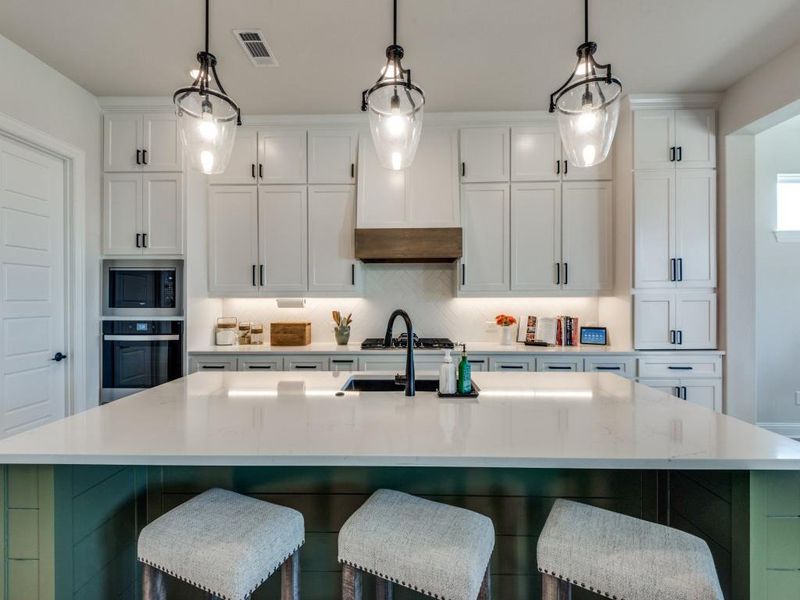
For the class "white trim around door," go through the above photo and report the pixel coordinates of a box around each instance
[0,110,87,417]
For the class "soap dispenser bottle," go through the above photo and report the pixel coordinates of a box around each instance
[439,349,456,394]
[457,344,472,394]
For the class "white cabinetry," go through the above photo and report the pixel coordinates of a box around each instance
[537,357,583,372]
[258,128,307,184]
[561,182,612,292]
[642,379,721,411]
[103,173,183,256]
[460,184,510,293]
[207,128,259,185]
[308,129,358,184]
[208,186,259,296]
[104,112,182,172]
[308,186,358,293]
[634,292,716,350]
[633,109,715,170]
[258,186,308,293]
[489,357,536,372]
[460,127,510,183]
[357,128,459,228]
[511,183,561,292]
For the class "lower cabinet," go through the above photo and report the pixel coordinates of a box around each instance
[329,356,359,372]
[584,357,636,378]
[537,357,583,372]
[489,357,536,372]
[634,292,717,350]
[360,355,443,373]
[238,357,283,371]
[284,356,327,371]
[639,378,722,412]
[188,356,238,373]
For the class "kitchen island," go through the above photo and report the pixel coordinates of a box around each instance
[0,371,797,599]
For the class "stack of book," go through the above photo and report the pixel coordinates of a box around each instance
[556,316,579,346]
[520,315,578,346]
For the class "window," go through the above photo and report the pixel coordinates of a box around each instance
[776,174,800,241]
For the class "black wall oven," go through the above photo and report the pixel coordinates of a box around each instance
[103,260,183,317]
[101,320,183,403]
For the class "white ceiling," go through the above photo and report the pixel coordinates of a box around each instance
[2,0,799,114]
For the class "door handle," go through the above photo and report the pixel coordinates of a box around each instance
[669,146,676,162]
[677,146,683,162]
[681,386,688,400]
[556,160,560,175]
[673,386,681,398]
[461,263,466,286]
[260,264,265,286]
[142,233,147,248]
[670,258,676,282]
[677,330,683,345]
[351,163,355,179]
[51,352,67,362]
[247,365,273,370]
[670,329,676,344]
[252,164,256,179]
[259,163,264,179]
[461,162,466,177]
[668,366,693,371]
[252,264,257,286]
[594,365,621,371]
[142,149,148,165]
[563,160,568,175]
[136,149,141,165]
[555,262,560,285]
[547,365,573,370]
[136,233,141,248]
[293,365,318,370]
[677,258,683,282]
[201,365,226,370]
[500,365,524,370]
[351,263,356,286]
[563,262,569,285]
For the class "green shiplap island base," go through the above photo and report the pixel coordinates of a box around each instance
[0,465,796,600]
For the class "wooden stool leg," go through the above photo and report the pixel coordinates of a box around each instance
[375,576,394,600]
[281,550,300,600]
[142,563,166,600]
[477,565,491,599]
[541,573,571,600]
[342,564,363,600]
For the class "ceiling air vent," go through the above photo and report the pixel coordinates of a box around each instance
[233,29,278,67]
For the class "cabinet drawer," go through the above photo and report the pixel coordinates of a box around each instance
[537,357,583,372]
[238,357,284,371]
[284,356,327,371]
[489,357,536,372]
[329,356,359,372]
[584,357,636,378]
[466,356,489,372]
[637,355,721,378]
[189,356,237,373]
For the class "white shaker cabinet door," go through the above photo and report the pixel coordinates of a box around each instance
[141,113,182,172]
[510,125,561,182]
[104,113,142,172]
[510,182,561,292]
[208,186,260,296]
[633,110,675,170]
[682,379,722,412]
[356,134,406,227]
[141,174,183,255]
[308,185,358,292]
[674,170,716,288]
[460,127,509,183]
[674,292,716,349]
[208,128,259,185]
[634,170,675,289]
[258,185,308,293]
[460,183,510,293]
[257,128,307,184]
[674,109,716,169]
[561,181,612,292]
[308,129,357,184]
[406,127,460,227]
[634,293,675,350]
[103,173,142,255]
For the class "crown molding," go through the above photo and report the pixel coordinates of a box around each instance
[627,93,722,110]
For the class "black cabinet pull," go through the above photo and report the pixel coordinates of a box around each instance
[555,262,560,285]
[251,164,256,179]
[500,365,525,370]
[461,162,466,177]
[351,264,356,285]
[547,365,573,370]
[461,263,466,285]
[670,258,676,282]
[677,146,683,162]
[556,160,560,175]
[677,330,683,345]
[142,233,147,248]
[248,365,272,370]
[252,264,257,286]
[332,359,354,364]
[668,365,693,370]
[259,163,263,179]
[293,365,318,370]
[681,386,688,400]
[669,146,676,162]
[673,386,681,397]
[142,149,148,165]
[669,330,676,344]
[136,233,141,248]
[563,262,569,285]
[563,160,568,175]
[201,365,226,370]
[136,149,141,165]
[677,258,683,282]
[594,365,621,371]
[351,163,355,178]
[468,360,485,365]
[260,264,265,286]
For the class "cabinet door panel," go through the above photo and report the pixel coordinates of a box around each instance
[510,125,560,182]
[511,182,561,292]
[208,186,259,296]
[561,182,612,291]
[142,174,183,255]
[103,174,142,255]
[634,171,675,289]
[208,128,258,185]
[104,113,142,172]
[633,110,675,170]
[357,134,406,227]
[634,293,675,350]
[682,379,721,411]
[308,129,357,184]
[641,379,682,398]
[406,128,460,226]
[142,113,182,171]
[258,186,308,293]
[460,184,510,293]
[460,127,509,182]
[564,152,614,181]
[537,358,583,372]
[308,186,357,292]
[675,109,716,169]
[258,129,307,184]
[675,170,716,288]
[675,293,716,349]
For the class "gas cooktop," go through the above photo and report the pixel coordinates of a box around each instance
[361,333,455,350]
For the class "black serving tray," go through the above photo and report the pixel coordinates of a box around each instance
[437,382,480,398]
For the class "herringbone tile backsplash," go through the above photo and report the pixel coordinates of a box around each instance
[219,264,600,344]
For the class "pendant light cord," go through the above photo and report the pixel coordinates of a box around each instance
[584,0,589,43]
[205,0,210,54]
[393,0,398,46]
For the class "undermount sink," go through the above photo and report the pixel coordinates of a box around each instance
[341,377,440,392]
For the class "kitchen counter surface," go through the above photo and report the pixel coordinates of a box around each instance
[0,371,792,468]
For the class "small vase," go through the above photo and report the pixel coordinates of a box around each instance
[499,325,515,346]
[334,325,351,345]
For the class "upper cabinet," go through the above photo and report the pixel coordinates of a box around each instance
[460,127,510,183]
[207,128,259,185]
[357,127,459,228]
[308,186,359,292]
[104,112,182,172]
[633,109,716,170]
[258,128,307,184]
[308,129,358,184]
[460,183,510,293]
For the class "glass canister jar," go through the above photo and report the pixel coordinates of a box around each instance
[250,323,264,345]
[238,321,252,345]
[215,318,238,346]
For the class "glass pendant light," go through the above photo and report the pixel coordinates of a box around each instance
[361,0,425,171]
[173,0,241,175]
[549,0,622,168]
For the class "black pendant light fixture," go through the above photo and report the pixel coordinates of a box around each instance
[549,0,622,168]
[361,0,425,171]
[173,0,241,175]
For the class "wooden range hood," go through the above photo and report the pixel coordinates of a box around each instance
[354,227,463,263]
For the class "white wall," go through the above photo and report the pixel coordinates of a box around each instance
[754,116,800,429]
[0,33,101,411]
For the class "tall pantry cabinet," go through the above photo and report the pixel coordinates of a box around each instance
[632,105,717,350]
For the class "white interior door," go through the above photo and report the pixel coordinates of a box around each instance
[0,136,66,437]
[308,185,357,292]
[675,170,716,288]
[258,185,308,293]
[510,182,561,292]
[634,170,675,289]
[561,181,612,292]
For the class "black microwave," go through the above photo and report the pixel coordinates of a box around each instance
[103,260,183,317]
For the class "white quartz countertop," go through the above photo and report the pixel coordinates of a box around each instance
[0,372,793,469]
[189,342,724,355]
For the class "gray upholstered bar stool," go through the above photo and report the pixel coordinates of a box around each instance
[137,488,304,600]
[537,499,723,600]
[338,489,495,600]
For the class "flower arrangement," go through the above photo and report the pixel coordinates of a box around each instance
[495,314,517,327]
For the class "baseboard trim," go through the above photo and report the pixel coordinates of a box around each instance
[758,422,800,439]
